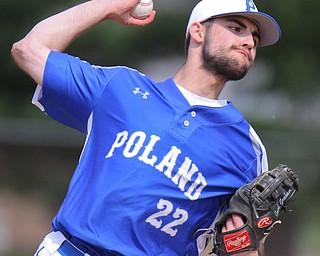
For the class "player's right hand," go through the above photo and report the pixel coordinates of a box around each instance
[97,0,156,26]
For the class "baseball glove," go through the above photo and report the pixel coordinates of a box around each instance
[213,164,299,256]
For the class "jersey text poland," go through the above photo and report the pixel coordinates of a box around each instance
[105,130,207,201]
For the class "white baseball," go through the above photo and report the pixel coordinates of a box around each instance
[131,0,154,20]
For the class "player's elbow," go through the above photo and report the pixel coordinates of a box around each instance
[11,38,33,68]
[11,36,48,85]
[11,41,22,63]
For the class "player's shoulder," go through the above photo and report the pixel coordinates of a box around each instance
[48,52,150,79]
[95,65,152,80]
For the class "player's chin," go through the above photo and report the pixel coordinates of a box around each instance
[227,58,252,80]
[227,67,249,81]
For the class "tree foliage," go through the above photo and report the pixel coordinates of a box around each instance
[258,0,319,95]
[1,0,318,117]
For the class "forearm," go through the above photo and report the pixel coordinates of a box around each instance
[27,1,110,53]
[11,0,155,85]
[11,1,108,84]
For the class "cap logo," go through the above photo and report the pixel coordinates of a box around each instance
[246,0,258,12]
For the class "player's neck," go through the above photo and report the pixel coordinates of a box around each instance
[174,63,227,100]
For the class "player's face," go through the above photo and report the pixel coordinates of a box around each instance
[201,16,259,81]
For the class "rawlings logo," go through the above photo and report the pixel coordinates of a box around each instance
[257,217,273,228]
[223,230,251,253]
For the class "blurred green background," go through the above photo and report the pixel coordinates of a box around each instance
[1,0,319,255]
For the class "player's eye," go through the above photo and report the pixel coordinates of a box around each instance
[253,34,261,47]
[229,26,241,32]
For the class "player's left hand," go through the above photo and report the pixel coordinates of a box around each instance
[222,214,260,256]
[213,165,298,256]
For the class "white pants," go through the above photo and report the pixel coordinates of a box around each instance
[36,231,214,256]
[34,231,90,256]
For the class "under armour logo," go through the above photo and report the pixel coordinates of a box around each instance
[133,87,150,99]
[246,0,257,12]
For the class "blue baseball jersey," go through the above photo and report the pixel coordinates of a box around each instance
[33,51,268,255]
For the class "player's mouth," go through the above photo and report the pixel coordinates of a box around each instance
[234,48,252,62]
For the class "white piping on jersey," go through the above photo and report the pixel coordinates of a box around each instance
[93,65,148,77]
[249,126,268,175]
[79,112,93,162]
[32,85,45,111]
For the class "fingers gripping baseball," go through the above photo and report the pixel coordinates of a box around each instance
[101,0,156,26]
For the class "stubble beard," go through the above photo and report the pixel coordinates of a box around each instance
[201,38,252,81]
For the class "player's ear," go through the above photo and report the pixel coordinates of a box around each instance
[189,22,205,44]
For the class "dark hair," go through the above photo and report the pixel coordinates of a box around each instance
[184,35,191,56]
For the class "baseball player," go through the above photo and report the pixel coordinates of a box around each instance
[11,0,281,255]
